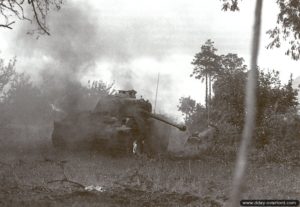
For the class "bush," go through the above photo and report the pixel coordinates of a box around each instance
[207,122,240,159]
[254,110,300,163]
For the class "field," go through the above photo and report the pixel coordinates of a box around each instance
[0,126,299,207]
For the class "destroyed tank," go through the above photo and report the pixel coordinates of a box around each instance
[52,90,186,154]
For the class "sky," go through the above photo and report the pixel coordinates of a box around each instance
[0,0,299,119]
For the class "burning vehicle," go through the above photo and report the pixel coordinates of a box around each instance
[52,90,186,155]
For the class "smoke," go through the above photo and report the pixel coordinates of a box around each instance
[10,0,207,117]
[11,3,103,112]
[14,0,197,67]
[15,4,99,74]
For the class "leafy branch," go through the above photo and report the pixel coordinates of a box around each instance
[220,0,300,60]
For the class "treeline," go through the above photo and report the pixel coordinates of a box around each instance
[178,40,300,162]
[0,57,113,127]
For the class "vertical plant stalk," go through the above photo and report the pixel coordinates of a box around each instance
[227,0,263,207]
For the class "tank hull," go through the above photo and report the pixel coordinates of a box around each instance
[52,111,135,154]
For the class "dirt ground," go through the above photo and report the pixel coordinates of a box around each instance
[0,128,299,207]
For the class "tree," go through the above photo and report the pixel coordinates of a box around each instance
[281,74,299,111]
[0,57,16,99]
[221,0,240,11]
[0,57,17,126]
[177,96,207,132]
[86,80,115,97]
[218,53,247,75]
[266,0,300,60]
[5,72,52,124]
[257,71,298,120]
[191,39,220,122]
[0,0,63,35]
[177,96,197,123]
[39,72,114,115]
[212,60,298,130]
[81,80,115,110]
[221,0,300,60]
[212,53,247,127]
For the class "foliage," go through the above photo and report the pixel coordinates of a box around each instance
[86,80,115,97]
[213,66,299,130]
[220,0,240,11]
[186,106,208,132]
[267,0,300,60]
[38,74,114,115]
[221,0,300,60]
[0,57,114,126]
[177,96,208,132]
[191,39,220,111]
[254,110,300,163]
[185,42,299,155]
[80,80,115,111]
[208,122,240,159]
[0,0,63,35]
[256,71,298,124]
[191,39,220,80]
[0,57,17,126]
[206,49,299,130]
[177,96,197,122]
[4,72,52,124]
[211,53,247,128]
[218,53,247,75]
[0,57,16,98]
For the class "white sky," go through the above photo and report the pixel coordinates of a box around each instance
[0,0,299,119]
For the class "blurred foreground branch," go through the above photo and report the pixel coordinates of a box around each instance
[227,0,263,207]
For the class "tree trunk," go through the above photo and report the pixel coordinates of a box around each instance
[209,75,212,103]
[208,75,211,124]
[205,74,208,110]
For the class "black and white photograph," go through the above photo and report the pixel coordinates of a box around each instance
[0,0,299,206]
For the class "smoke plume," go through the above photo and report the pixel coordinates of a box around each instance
[11,0,206,117]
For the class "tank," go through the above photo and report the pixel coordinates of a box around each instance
[52,89,186,155]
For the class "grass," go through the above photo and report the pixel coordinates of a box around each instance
[0,125,299,206]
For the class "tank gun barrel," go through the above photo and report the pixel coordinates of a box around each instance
[141,110,186,131]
